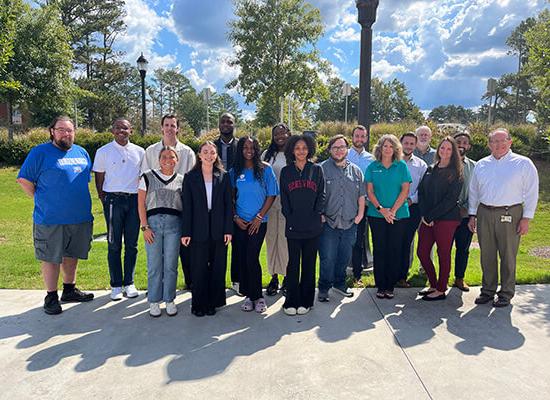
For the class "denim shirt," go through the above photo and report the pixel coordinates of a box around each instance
[321,158,365,230]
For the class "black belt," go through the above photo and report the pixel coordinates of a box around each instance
[105,192,136,197]
[480,203,521,210]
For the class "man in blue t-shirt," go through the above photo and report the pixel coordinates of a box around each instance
[17,116,94,315]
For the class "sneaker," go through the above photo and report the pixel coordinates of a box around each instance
[61,287,94,302]
[110,287,123,301]
[333,286,354,298]
[474,293,494,305]
[149,302,161,317]
[241,297,254,312]
[297,306,310,315]
[492,297,510,308]
[166,301,177,316]
[232,282,244,297]
[318,291,329,302]
[255,298,267,313]
[283,307,297,316]
[124,284,139,298]
[43,293,62,315]
[265,277,278,296]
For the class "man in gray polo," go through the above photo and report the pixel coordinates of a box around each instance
[318,134,365,302]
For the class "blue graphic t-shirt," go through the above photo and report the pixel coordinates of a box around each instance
[229,164,279,222]
[18,142,93,225]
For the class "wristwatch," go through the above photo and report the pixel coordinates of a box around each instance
[140,225,150,232]
[376,205,382,211]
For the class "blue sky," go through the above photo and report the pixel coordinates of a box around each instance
[116,0,549,119]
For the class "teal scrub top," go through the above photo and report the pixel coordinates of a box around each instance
[365,160,412,219]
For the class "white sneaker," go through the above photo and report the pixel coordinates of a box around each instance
[297,306,310,315]
[149,302,161,317]
[110,287,123,301]
[283,307,297,316]
[124,284,139,298]
[166,301,177,316]
[232,282,243,296]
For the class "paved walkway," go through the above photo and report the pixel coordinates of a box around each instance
[1,286,549,399]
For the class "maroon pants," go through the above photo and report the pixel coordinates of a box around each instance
[417,220,460,292]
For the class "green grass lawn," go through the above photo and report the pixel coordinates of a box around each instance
[0,162,549,290]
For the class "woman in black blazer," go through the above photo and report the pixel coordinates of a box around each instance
[181,141,233,317]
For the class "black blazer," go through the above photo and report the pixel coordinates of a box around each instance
[214,137,238,170]
[182,169,233,241]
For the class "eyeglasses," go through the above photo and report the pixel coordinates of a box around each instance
[331,145,348,151]
[53,128,74,134]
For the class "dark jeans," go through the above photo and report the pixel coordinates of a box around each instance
[351,215,367,280]
[399,204,421,281]
[369,217,406,292]
[453,217,473,279]
[318,223,357,293]
[190,238,228,313]
[103,193,140,287]
[284,236,319,309]
[179,245,192,288]
[233,223,267,301]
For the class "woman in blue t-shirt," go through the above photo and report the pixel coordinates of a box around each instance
[365,134,411,299]
[230,136,279,313]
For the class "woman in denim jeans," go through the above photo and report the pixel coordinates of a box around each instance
[138,146,184,317]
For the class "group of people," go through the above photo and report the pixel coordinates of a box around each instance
[17,113,539,318]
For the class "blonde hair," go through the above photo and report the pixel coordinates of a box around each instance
[373,134,403,162]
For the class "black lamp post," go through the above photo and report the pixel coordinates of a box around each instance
[356,0,379,150]
[136,53,149,135]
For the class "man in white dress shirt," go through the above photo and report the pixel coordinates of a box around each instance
[93,118,145,300]
[142,114,196,289]
[468,128,539,307]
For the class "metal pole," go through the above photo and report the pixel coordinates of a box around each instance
[345,95,349,124]
[487,94,492,127]
[140,73,146,135]
[358,24,373,150]
[206,97,210,132]
[288,95,291,131]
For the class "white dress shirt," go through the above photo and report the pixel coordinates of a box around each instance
[141,139,196,175]
[92,140,145,193]
[468,150,539,219]
[405,154,428,204]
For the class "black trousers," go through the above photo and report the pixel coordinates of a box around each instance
[351,215,367,280]
[233,223,267,301]
[453,217,473,279]
[284,236,319,309]
[230,222,240,283]
[190,238,228,313]
[179,245,192,288]
[399,204,421,281]
[369,217,406,291]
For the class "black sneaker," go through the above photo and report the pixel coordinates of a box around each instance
[266,277,278,296]
[61,287,94,303]
[44,294,62,315]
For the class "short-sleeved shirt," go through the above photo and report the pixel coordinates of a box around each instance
[229,164,279,222]
[321,158,366,230]
[92,140,144,193]
[365,160,412,219]
[18,142,93,225]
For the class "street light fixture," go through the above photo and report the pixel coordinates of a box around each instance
[136,53,149,135]
[356,0,379,150]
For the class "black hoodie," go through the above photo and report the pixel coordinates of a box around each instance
[280,161,325,239]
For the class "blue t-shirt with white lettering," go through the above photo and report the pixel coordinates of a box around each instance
[18,142,93,225]
[229,164,279,222]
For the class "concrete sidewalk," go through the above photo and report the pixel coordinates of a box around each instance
[1,286,549,400]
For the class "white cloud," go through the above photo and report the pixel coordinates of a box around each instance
[372,60,409,80]
[329,27,360,43]
[184,68,207,88]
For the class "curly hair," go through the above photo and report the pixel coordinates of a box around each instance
[233,136,265,183]
[373,134,403,162]
[284,134,317,165]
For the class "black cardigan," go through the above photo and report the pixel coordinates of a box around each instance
[280,162,325,239]
[418,165,463,223]
[182,169,233,241]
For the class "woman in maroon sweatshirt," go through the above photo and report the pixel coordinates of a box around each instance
[279,134,325,316]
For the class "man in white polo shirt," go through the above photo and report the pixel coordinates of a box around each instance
[141,114,196,289]
[93,118,145,301]
[468,128,539,307]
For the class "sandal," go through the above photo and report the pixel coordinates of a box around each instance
[385,290,395,299]
[255,298,267,313]
[240,298,254,312]
[418,288,436,296]
[376,290,385,299]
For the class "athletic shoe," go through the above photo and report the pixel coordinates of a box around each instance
[166,301,177,316]
[232,282,244,297]
[283,307,297,316]
[333,285,354,298]
[124,284,139,298]
[255,298,267,313]
[265,277,278,296]
[318,291,329,302]
[110,287,123,301]
[44,293,62,315]
[149,302,161,317]
[61,287,94,302]
[297,306,310,315]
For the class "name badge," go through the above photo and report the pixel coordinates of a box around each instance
[500,215,512,223]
